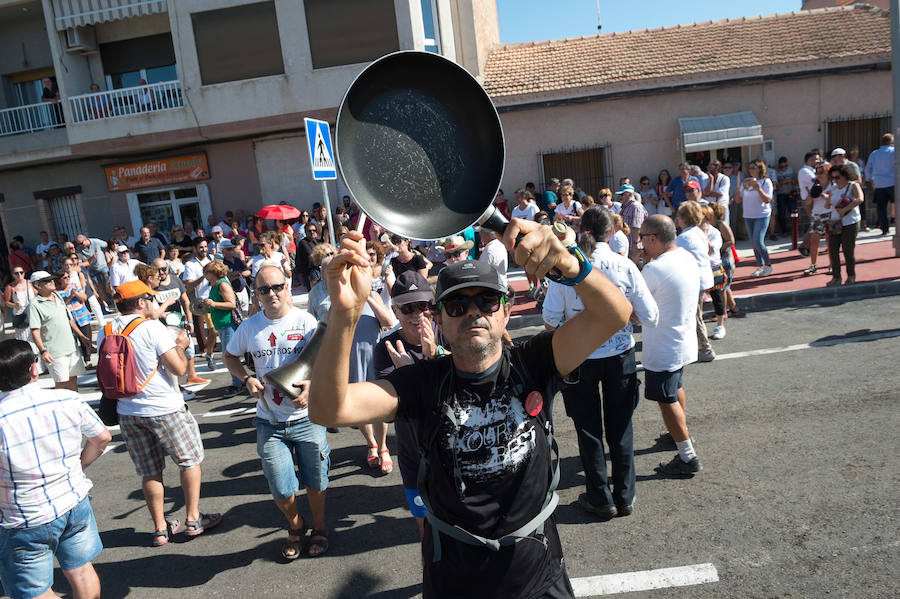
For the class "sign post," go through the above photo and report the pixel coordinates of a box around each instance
[304,118,338,246]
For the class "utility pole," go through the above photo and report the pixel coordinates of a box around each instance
[892,0,899,256]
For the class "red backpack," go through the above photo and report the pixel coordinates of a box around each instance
[97,317,157,399]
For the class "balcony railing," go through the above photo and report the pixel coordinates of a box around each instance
[68,80,184,124]
[0,102,65,137]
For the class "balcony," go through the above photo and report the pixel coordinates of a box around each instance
[68,80,183,124]
[0,102,65,137]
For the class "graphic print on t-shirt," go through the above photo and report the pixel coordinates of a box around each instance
[449,392,536,483]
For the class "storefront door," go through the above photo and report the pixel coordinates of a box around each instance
[126,183,212,239]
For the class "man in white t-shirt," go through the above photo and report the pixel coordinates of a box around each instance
[797,150,822,257]
[510,188,540,222]
[108,246,140,290]
[702,160,731,222]
[638,215,703,477]
[182,237,214,366]
[35,230,53,268]
[478,230,508,287]
[223,265,328,559]
[98,280,221,546]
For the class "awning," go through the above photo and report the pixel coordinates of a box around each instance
[678,111,763,153]
[52,0,166,31]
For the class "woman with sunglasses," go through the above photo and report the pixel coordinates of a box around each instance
[802,161,832,276]
[735,159,774,277]
[246,215,267,248]
[656,169,672,216]
[202,260,243,395]
[4,266,33,341]
[295,224,320,290]
[54,265,92,364]
[104,237,119,270]
[824,164,864,286]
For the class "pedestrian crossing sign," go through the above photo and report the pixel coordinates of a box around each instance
[304,117,336,180]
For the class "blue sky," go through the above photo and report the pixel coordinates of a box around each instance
[497,0,803,44]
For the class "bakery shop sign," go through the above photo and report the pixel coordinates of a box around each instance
[104,153,210,192]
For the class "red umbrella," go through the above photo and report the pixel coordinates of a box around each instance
[257,204,301,220]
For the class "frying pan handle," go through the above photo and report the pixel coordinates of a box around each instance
[479,207,565,281]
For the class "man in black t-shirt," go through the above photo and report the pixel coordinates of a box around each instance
[310,220,631,599]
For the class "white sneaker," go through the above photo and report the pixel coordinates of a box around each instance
[182,389,196,400]
[750,267,765,278]
[710,325,726,340]
[761,265,773,276]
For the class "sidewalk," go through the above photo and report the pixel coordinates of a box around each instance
[507,227,900,324]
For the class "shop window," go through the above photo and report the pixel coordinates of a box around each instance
[304,0,399,69]
[541,146,610,196]
[48,195,83,243]
[192,2,285,85]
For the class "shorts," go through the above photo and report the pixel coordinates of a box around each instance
[119,407,205,477]
[404,488,427,519]
[644,368,684,403]
[809,213,831,236]
[255,417,330,499]
[0,496,102,599]
[47,351,86,383]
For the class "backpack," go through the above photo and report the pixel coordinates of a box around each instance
[97,317,157,399]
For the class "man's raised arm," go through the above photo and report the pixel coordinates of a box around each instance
[503,218,631,377]
[308,232,400,428]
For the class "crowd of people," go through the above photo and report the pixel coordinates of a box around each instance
[0,134,895,598]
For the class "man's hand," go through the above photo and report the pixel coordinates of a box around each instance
[41,351,54,365]
[245,376,265,398]
[501,218,579,280]
[291,380,310,409]
[386,340,415,369]
[419,318,437,359]
[325,232,372,316]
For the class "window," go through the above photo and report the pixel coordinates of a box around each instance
[304,0,399,69]
[541,147,610,196]
[100,33,177,89]
[421,0,440,53]
[826,115,894,161]
[192,2,285,85]
[48,195,83,243]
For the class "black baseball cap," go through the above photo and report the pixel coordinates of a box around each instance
[391,271,434,305]
[435,260,507,303]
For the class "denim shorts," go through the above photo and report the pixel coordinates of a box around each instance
[404,488,427,519]
[255,417,330,498]
[644,368,684,403]
[0,496,102,599]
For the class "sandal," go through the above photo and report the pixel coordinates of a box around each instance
[306,529,329,557]
[282,521,307,560]
[152,519,184,547]
[379,449,393,474]
[184,513,223,538]
[366,445,380,469]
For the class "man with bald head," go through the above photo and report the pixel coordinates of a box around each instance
[223,265,329,559]
[639,215,703,477]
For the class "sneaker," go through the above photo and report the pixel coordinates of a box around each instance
[615,502,634,517]
[761,265,773,276]
[182,389,197,400]
[186,376,210,385]
[710,325,726,340]
[802,264,818,276]
[576,493,618,521]
[844,277,855,285]
[750,267,765,278]
[697,349,716,362]
[655,454,702,476]
[205,354,216,370]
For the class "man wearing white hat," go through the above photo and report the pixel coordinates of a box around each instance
[109,246,140,290]
[27,271,91,391]
[434,235,473,273]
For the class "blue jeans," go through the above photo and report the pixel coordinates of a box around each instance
[745,215,771,266]
[216,323,242,387]
[0,496,102,599]
[561,349,639,509]
[255,417,330,499]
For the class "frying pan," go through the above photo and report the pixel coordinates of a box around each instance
[336,51,509,241]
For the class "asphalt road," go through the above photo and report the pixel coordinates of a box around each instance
[8,295,899,599]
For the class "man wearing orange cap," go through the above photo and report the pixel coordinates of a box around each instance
[98,280,222,547]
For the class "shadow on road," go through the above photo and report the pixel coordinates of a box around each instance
[327,570,421,599]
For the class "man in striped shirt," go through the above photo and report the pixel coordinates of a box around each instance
[0,339,110,599]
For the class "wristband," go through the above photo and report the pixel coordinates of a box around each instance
[243,375,252,385]
[547,245,592,286]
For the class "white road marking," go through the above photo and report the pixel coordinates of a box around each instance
[571,562,719,596]
[102,443,120,455]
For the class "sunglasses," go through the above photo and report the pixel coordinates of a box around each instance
[398,301,431,315]
[439,292,505,318]
[158,268,168,274]
[13,270,23,275]
[257,283,286,295]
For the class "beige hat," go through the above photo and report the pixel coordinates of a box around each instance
[435,235,474,254]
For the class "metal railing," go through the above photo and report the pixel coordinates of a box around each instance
[0,102,66,137]
[68,80,184,123]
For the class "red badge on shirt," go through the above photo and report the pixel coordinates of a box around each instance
[525,391,543,417]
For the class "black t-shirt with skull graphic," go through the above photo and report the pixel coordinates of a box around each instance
[387,331,571,599]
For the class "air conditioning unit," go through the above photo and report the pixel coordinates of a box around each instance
[65,26,97,54]
[762,139,776,167]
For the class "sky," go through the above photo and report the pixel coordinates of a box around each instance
[497,0,803,44]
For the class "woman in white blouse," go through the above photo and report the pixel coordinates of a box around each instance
[735,159,774,277]
[824,164,864,286]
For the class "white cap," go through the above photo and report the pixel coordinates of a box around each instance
[830,148,846,157]
[29,270,56,283]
